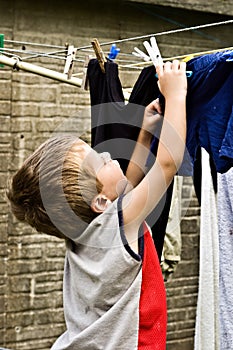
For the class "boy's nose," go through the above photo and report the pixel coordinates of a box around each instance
[99,152,112,164]
[112,160,121,168]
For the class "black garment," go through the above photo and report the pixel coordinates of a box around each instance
[87,59,173,261]
[193,146,218,206]
[129,64,174,261]
[88,59,141,173]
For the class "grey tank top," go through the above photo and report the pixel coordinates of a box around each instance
[51,198,143,350]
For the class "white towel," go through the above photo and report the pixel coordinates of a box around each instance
[218,167,233,350]
[194,148,220,350]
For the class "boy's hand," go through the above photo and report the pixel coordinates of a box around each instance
[156,60,187,101]
[142,98,163,135]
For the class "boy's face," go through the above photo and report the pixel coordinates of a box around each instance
[76,140,128,202]
[95,152,128,201]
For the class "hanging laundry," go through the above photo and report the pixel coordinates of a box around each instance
[193,146,218,205]
[161,175,183,281]
[218,167,233,350]
[88,60,160,169]
[87,58,138,173]
[148,50,233,175]
[185,50,233,174]
[194,148,220,350]
[87,59,173,261]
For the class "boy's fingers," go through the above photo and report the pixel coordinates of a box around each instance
[172,59,179,71]
[146,98,162,114]
[154,98,162,114]
[164,61,172,72]
[155,62,163,77]
[179,61,187,72]
[157,60,187,75]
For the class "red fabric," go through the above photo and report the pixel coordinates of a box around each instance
[138,223,167,350]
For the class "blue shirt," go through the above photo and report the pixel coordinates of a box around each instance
[148,50,233,175]
[186,50,233,174]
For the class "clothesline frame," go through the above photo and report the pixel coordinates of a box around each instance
[1,43,233,89]
[0,54,83,87]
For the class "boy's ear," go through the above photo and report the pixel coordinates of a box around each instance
[90,194,112,213]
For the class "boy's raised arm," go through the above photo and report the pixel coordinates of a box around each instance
[125,99,163,188]
[122,60,187,246]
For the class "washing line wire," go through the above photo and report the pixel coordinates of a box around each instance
[120,45,233,69]
[4,39,65,50]
[4,19,233,52]
[2,19,233,71]
[1,47,68,61]
[76,19,233,50]
[1,47,138,66]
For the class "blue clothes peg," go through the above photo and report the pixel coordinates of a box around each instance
[108,44,120,60]
[186,71,193,78]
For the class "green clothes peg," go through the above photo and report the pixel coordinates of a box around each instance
[0,34,4,67]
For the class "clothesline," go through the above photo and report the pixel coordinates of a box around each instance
[76,19,233,50]
[1,19,233,84]
[121,46,233,69]
[1,19,232,68]
[4,18,231,51]
[2,42,233,72]
[1,44,232,90]
[1,47,137,65]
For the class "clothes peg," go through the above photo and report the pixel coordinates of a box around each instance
[132,47,151,62]
[143,36,163,67]
[91,38,106,73]
[0,34,4,68]
[108,44,120,60]
[183,54,195,62]
[144,37,193,78]
[63,44,77,79]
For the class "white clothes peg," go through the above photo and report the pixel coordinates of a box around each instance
[132,47,151,62]
[143,37,163,67]
[63,45,77,79]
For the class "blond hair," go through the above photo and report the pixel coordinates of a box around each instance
[7,136,102,239]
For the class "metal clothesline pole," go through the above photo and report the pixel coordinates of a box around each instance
[0,54,82,87]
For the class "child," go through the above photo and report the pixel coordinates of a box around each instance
[7,60,187,349]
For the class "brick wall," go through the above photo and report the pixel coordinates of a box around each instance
[166,177,200,349]
[0,1,232,349]
[129,0,233,16]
